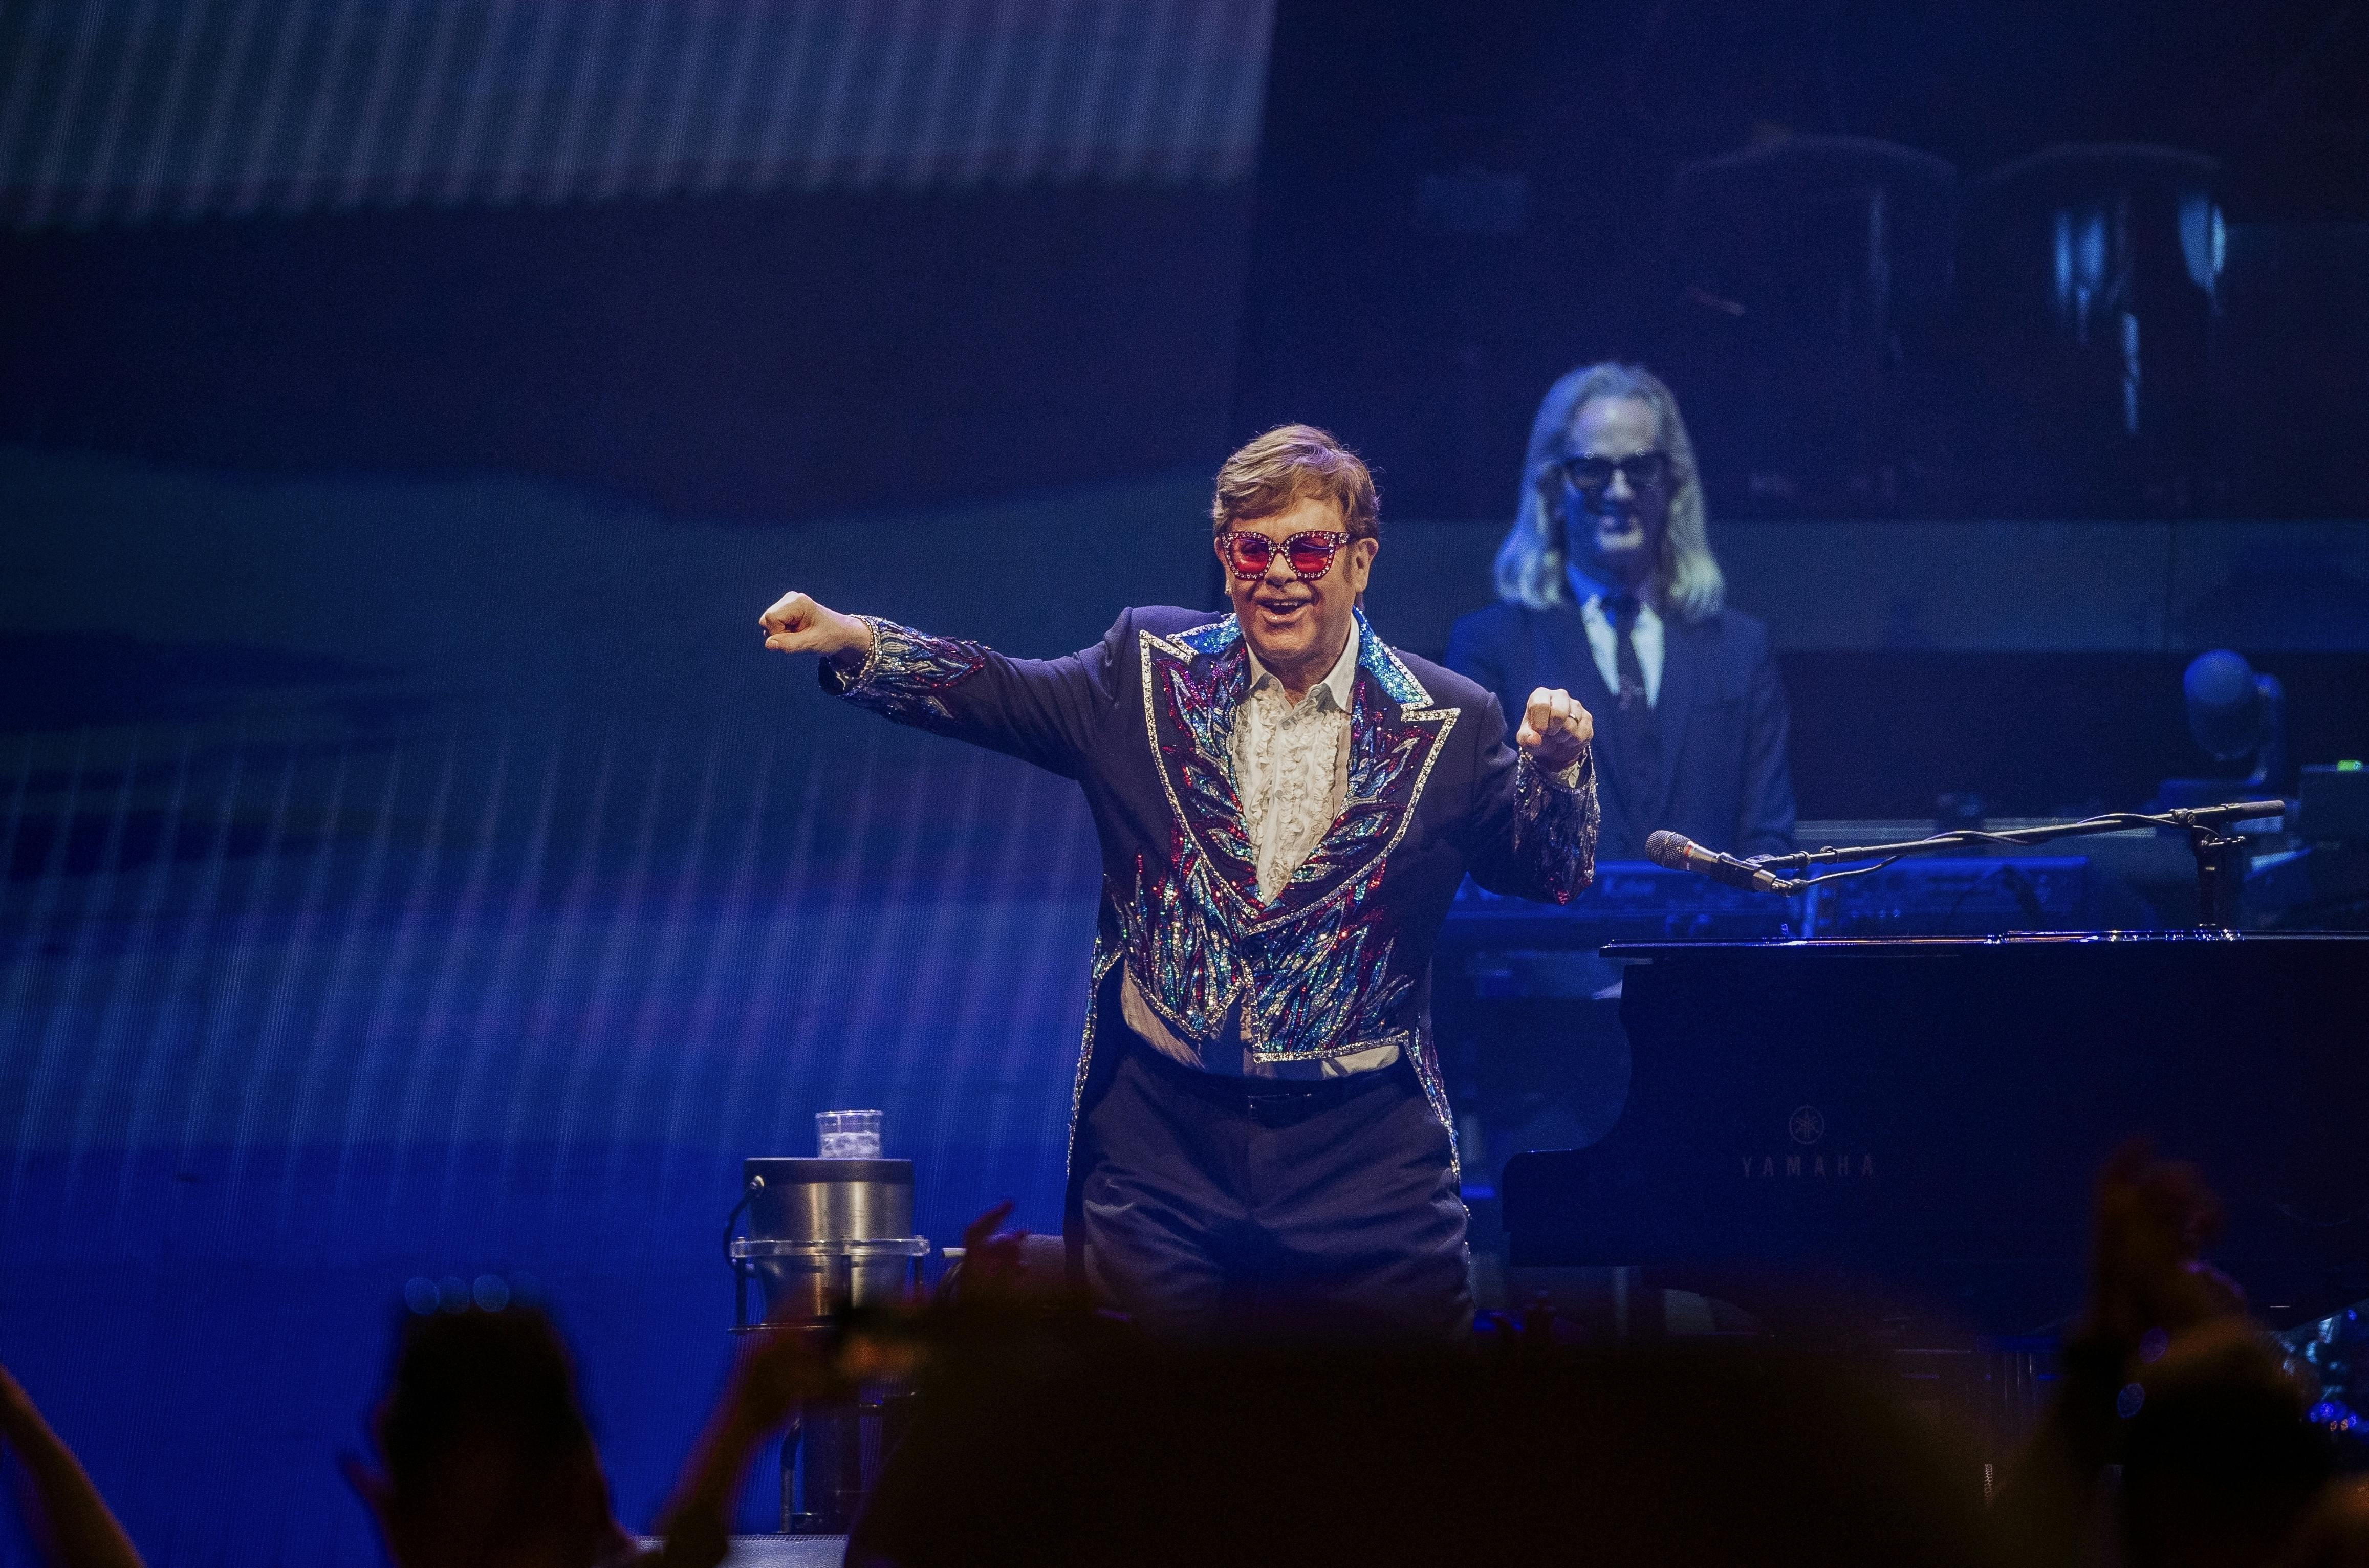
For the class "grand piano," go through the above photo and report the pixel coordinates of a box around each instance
[1495,932,2369,1335]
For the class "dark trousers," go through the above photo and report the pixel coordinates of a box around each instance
[1075,1035,1473,1341]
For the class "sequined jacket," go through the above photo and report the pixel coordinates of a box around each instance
[822,605,1598,1167]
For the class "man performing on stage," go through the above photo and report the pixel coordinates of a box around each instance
[760,425,1597,1339]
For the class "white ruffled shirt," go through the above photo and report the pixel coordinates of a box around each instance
[1232,633,1358,903]
[1121,629,1401,1079]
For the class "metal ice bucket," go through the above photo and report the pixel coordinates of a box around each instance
[728,1157,929,1325]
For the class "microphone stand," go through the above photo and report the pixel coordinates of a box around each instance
[1747,799,2283,931]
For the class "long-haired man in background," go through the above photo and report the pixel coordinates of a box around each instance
[1448,363,1794,862]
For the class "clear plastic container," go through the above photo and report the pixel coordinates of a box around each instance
[815,1108,884,1160]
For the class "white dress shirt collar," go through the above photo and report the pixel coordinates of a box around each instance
[1566,561,1631,608]
[1243,620,1361,711]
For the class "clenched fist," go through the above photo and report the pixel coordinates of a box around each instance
[758,591,874,667]
[1516,686,1593,773]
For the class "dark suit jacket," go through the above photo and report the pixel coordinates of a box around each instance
[1446,600,1795,860]
[823,605,1599,1174]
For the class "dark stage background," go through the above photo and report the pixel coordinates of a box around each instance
[2,1,2366,1560]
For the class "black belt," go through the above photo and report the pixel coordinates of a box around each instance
[1125,1034,1408,1122]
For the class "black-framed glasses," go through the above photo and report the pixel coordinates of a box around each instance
[1218,529,1353,581]
[1560,451,1673,499]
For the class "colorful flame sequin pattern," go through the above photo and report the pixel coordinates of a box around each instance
[1113,851,1413,1061]
[1123,618,1440,1060]
[1281,679,1435,901]
[840,616,992,724]
[1512,747,1599,905]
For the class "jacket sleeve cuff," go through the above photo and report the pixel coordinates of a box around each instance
[1513,744,1599,904]
[815,616,994,729]
[1545,745,1590,793]
[817,614,893,698]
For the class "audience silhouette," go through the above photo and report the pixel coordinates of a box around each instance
[5,1152,2360,1567]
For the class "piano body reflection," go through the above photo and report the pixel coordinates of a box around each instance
[1434,856,2101,1230]
[1496,933,2369,1334]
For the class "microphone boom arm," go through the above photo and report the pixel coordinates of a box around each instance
[1745,799,2280,929]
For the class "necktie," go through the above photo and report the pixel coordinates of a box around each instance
[1601,594,1662,847]
[1604,594,1649,713]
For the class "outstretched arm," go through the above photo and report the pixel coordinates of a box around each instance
[760,591,1121,779]
[1458,688,1599,905]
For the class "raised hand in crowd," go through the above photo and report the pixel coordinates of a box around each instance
[2079,1138,2248,1354]
[343,1306,634,1568]
[1995,1140,2331,1568]
[0,1363,144,1568]
[653,1325,845,1568]
[942,1200,1028,1303]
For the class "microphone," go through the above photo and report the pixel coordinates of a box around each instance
[2178,799,2286,826]
[1645,830,1799,896]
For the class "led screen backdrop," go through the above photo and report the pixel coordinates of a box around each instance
[0,3,1278,1558]
[0,448,1226,1558]
[0,0,1276,227]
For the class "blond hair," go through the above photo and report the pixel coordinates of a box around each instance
[1211,424,1379,540]
[1493,363,1725,621]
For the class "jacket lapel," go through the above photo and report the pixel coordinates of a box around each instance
[1139,617,1262,909]
[1139,611,1457,929]
[1260,617,1456,923]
